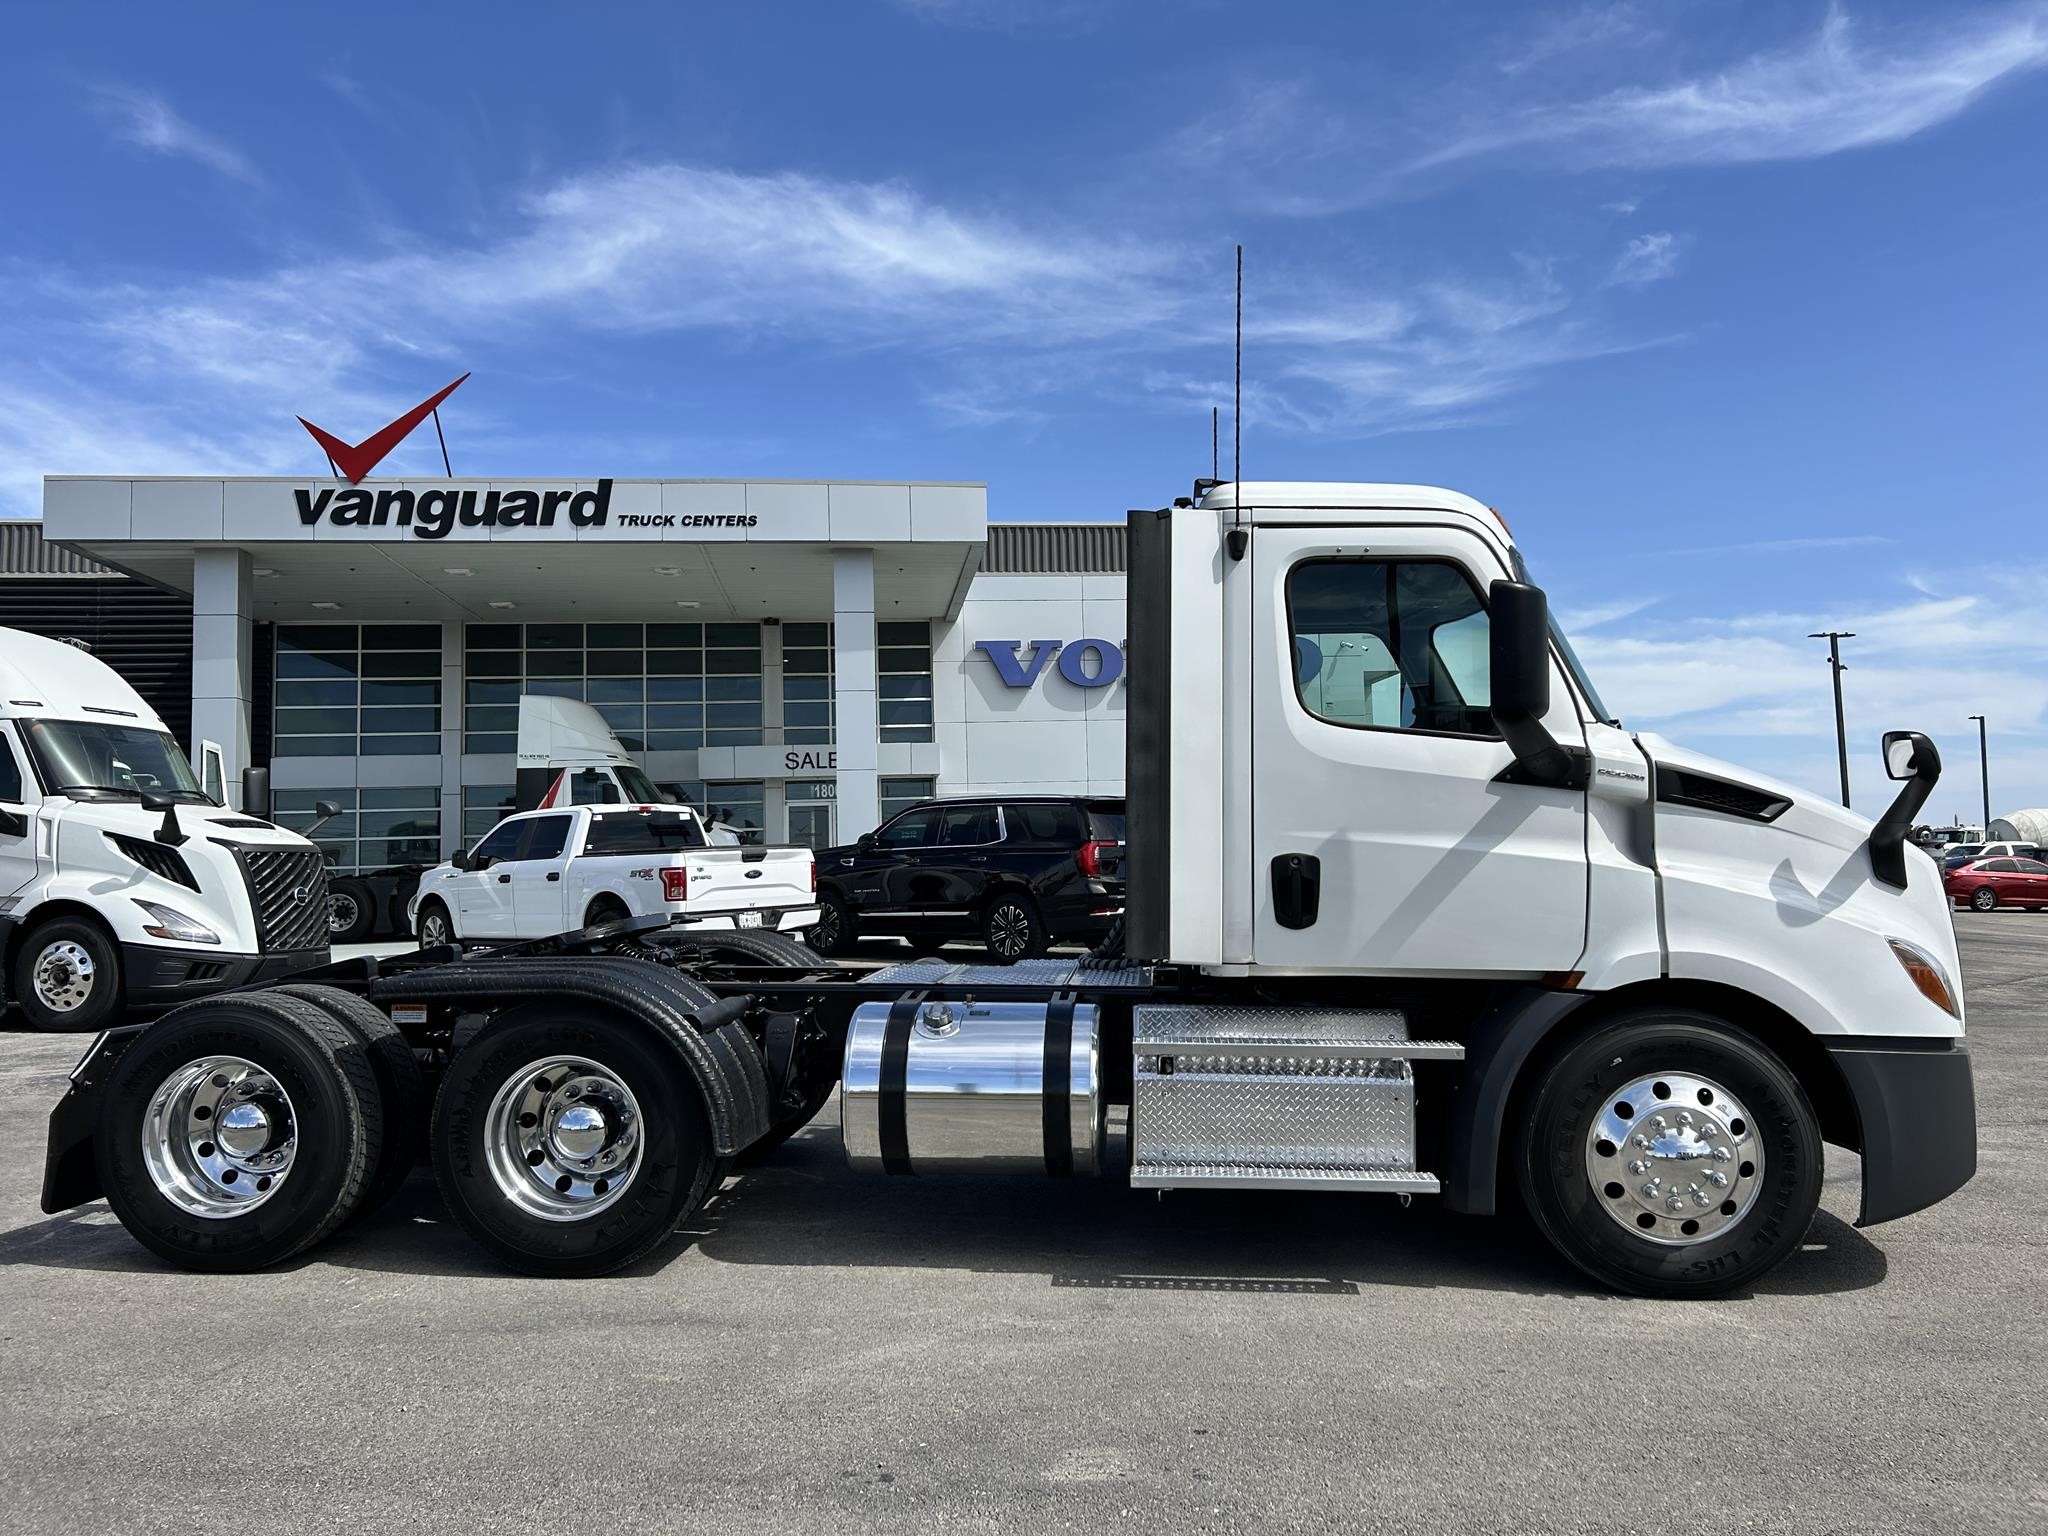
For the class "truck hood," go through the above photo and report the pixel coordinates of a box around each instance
[1636,735,1874,854]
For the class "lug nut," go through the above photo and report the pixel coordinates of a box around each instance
[1707,1170,1728,1188]
[1666,1193,1687,1212]
[1640,1182,1661,1199]
[1712,1147,1732,1162]
[1693,1189,1712,1207]
[1634,1135,1651,1150]
[1628,1160,1650,1176]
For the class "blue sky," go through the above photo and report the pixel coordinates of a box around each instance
[3,0,2046,816]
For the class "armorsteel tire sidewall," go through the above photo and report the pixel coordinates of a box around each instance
[274,984,427,1215]
[96,1002,374,1272]
[1519,1014,1822,1298]
[431,1005,711,1278]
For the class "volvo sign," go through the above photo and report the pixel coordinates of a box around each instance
[974,638,1125,689]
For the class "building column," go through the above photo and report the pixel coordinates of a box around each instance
[440,621,464,858]
[190,547,252,809]
[831,548,879,836]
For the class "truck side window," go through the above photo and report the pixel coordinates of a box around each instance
[0,736,21,802]
[935,805,997,846]
[521,814,573,860]
[471,819,526,867]
[570,769,622,806]
[876,808,937,848]
[1288,559,1494,736]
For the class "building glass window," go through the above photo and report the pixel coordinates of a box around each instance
[702,780,766,843]
[878,621,934,744]
[273,786,441,873]
[782,622,834,745]
[463,621,763,754]
[274,624,441,757]
[879,776,935,823]
[462,783,516,841]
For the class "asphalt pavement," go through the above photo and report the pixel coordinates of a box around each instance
[0,917,2041,1533]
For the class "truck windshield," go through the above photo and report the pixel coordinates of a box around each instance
[601,763,666,805]
[1508,548,1617,726]
[25,720,212,802]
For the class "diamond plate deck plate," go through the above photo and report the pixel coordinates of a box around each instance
[1133,1065,1419,1174]
[864,957,1153,990]
[1135,1003,1410,1046]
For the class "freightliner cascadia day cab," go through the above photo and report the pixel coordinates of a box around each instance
[0,628,330,1032]
[37,484,1975,1296]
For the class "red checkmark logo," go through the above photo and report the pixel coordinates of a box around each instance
[298,373,470,483]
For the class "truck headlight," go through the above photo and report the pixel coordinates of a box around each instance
[133,900,222,946]
[1888,938,1959,1018]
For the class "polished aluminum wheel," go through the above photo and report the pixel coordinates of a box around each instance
[483,1055,644,1222]
[31,941,97,1013]
[327,890,361,936]
[1584,1071,1762,1246]
[141,1056,298,1218]
[988,904,1031,959]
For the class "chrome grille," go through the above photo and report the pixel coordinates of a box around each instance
[227,845,330,953]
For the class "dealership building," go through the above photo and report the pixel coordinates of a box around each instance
[17,477,1128,866]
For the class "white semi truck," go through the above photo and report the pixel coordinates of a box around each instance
[37,483,1974,1296]
[0,628,330,1032]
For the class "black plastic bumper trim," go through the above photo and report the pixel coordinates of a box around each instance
[121,943,329,1005]
[1825,1039,1977,1226]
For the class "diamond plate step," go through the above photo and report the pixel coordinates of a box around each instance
[1134,1004,1465,1061]
[1128,1164,1441,1193]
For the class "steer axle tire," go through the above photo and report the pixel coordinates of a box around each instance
[14,917,124,1034]
[430,1001,714,1278]
[1516,1008,1821,1299]
[95,993,384,1272]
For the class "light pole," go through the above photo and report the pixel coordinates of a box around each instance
[1968,714,1990,833]
[1810,631,1854,808]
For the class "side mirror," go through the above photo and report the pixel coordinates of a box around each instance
[857,832,877,852]
[1870,731,1941,889]
[141,791,189,848]
[450,847,473,872]
[1487,580,1577,788]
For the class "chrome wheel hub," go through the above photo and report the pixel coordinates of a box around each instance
[1585,1071,1762,1246]
[484,1055,643,1222]
[32,941,96,1012]
[141,1056,297,1218]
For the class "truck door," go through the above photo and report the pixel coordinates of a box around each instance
[457,817,530,938]
[0,724,39,899]
[844,806,937,916]
[512,813,576,934]
[1250,526,1589,973]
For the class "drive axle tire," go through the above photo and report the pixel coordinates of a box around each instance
[430,1002,713,1278]
[95,993,383,1272]
[14,917,124,1034]
[274,984,427,1216]
[1516,1009,1821,1298]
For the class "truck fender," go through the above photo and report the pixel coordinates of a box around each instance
[369,957,774,1155]
[1438,986,1592,1217]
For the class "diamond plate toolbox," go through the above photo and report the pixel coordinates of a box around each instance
[1131,1005,1422,1174]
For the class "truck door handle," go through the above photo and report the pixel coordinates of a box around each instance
[496,873,511,883]
[546,872,560,881]
[967,854,988,863]
[1270,853,1321,930]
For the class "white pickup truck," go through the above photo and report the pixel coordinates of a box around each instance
[406,804,818,946]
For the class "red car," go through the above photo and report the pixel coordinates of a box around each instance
[1944,855,2048,911]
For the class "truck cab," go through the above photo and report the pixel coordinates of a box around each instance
[0,628,328,1031]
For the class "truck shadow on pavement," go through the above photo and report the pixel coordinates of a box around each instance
[0,1120,1890,1300]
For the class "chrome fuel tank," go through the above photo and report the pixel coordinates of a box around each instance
[841,997,1102,1175]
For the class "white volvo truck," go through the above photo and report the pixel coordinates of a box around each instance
[0,628,330,1032]
[37,483,1974,1296]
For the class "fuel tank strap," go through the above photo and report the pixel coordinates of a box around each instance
[1043,992,1076,1177]
[877,991,926,1176]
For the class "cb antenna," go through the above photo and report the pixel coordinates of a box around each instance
[1227,243,1248,560]
[1211,406,1219,482]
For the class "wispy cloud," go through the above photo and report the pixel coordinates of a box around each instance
[84,83,264,186]
[1497,3,1659,78]
[1608,231,1683,285]
[1418,4,2048,176]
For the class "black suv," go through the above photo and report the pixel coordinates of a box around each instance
[809,796,1126,960]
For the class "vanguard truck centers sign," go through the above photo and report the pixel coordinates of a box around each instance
[290,479,760,539]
